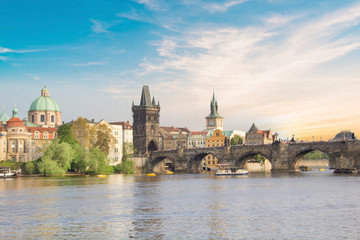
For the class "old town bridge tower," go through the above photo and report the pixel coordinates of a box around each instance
[132,85,161,155]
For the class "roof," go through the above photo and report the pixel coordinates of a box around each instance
[109,121,133,129]
[23,118,40,127]
[29,87,60,112]
[26,126,58,133]
[190,131,208,136]
[161,126,189,133]
[249,123,258,132]
[0,110,10,122]
[6,117,24,127]
[206,91,223,119]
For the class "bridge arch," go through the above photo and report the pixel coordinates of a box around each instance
[148,156,176,173]
[187,152,221,172]
[289,147,334,170]
[235,151,273,169]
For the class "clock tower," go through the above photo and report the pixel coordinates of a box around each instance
[205,92,223,131]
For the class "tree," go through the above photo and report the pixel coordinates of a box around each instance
[122,142,136,162]
[70,143,88,173]
[230,135,243,145]
[39,140,74,176]
[93,123,115,157]
[70,117,96,150]
[87,147,108,174]
[253,154,266,162]
[57,123,78,145]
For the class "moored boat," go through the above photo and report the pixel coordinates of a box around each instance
[215,164,248,176]
[333,168,357,174]
[0,167,21,178]
[146,173,156,176]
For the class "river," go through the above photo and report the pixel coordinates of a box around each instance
[1,170,359,239]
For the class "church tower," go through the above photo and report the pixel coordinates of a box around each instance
[205,92,223,131]
[132,85,161,155]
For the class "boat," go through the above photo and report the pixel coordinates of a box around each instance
[319,168,325,171]
[0,167,21,178]
[165,171,173,174]
[215,164,248,176]
[97,174,107,178]
[333,168,357,174]
[299,165,312,171]
[146,173,156,176]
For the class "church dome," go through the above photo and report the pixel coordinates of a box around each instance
[29,86,60,112]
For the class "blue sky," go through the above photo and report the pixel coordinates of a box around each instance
[1,0,360,140]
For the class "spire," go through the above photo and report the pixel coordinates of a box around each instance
[206,91,222,118]
[0,106,10,122]
[140,85,152,106]
[12,104,18,118]
[249,123,258,132]
[152,97,156,105]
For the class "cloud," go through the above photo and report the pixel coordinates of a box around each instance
[26,74,40,81]
[0,56,7,61]
[0,46,44,53]
[140,2,360,137]
[90,19,109,33]
[72,61,108,67]
[204,0,248,13]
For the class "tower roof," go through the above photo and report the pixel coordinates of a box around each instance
[0,108,10,122]
[206,91,223,118]
[137,85,159,107]
[249,123,258,132]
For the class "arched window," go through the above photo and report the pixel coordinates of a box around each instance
[43,131,49,139]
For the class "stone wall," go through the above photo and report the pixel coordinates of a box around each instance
[245,159,272,172]
[298,159,329,167]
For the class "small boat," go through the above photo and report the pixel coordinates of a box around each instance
[215,164,248,176]
[319,168,325,171]
[0,167,21,178]
[299,165,312,171]
[146,173,156,176]
[333,168,357,174]
[165,171,173,174]
[97,174,107,178]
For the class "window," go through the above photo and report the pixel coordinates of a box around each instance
[34,131,40,139]
[51,115,55,122]
[115,148,118,153]
[31,115,34,123]
[12,140,16,153]
[43,132,49,139]
[114,131,118,136]
[41,115,45,122]
[115,157,119,162]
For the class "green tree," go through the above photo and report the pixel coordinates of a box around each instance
[38,159,66,176]
[253,154,266,162]
[70,143,88,173]
[115,160,135,174]
[57,123,78,145]
[230,135,243,145]
[93,123,115,157]
[70,117,95,150]
[87,147,108,174]
[122,142,136,162]
[24,161,35,175]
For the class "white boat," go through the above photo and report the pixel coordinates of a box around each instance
[0,167,21,178]
[215,164,248,176]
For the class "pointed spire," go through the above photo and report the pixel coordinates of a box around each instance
[140,85,152,106]
[249,123,258,132]
[132,101,134,107]
[152,97,156,105]
[206,91,222,118]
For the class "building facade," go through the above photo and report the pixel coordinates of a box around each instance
[132,85,161,155]
[245,123,275,145]
[187,131,207,148]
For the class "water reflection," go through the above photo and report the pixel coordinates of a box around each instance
[0,172,360,239]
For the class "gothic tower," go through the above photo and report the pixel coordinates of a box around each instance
[205,91,223,131]
[132,85,161,155]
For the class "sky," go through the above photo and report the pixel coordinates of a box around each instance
[1,0,360,141]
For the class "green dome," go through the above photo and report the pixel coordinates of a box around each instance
[29,96,60,112]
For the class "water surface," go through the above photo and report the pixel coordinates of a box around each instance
[0,170,359,239]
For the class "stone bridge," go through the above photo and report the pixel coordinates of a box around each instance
[147,141,360,173]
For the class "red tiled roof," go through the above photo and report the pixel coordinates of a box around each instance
[6,117,24,127]
[190,131,208,136]
[26,127,57,133]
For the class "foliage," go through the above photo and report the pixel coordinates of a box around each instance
[24,161,36,175]
[70,117,96,150]
[303,150,329,160]
[93,123,115,157]
[0,160,23,170]
[253,154,266,162]
[38,159,66,176]
[122,142,135,162]
[114,160,135,174]
[86,147,109,174]
[57,123,78,145]
[70,143,88,173]
[230,135,243,145]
